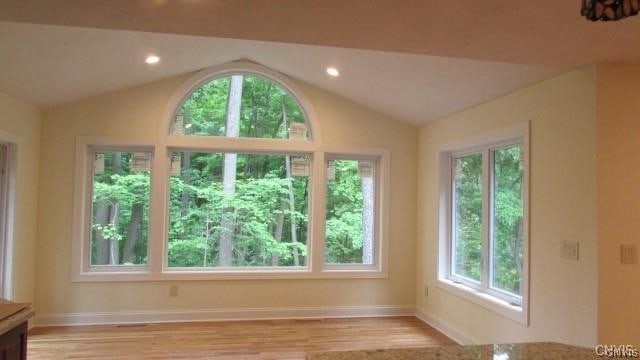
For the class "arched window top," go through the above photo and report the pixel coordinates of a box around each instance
[167,63,315,141]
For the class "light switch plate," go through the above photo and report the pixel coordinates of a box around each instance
[561,240,580,261]
[621,244,638,264]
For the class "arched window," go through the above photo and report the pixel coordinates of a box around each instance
[163,65,318,269]
[73,61,387,281]
[171,74,310,140]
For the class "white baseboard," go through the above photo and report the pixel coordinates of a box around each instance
[414,308,481,345]
[34,304,484,347]
[34,305,415,327]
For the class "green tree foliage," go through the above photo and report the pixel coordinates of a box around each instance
[167,153,309,267]
[325,160,365,263]
[91,152,150,265]
[453,146,523,296]
[91,75,367,269]
[492,146,524,295]
[178,75,305,138]
[453,154,483,281]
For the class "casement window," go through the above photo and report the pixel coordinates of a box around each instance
[438,123,529,324]
[72,62,388,281]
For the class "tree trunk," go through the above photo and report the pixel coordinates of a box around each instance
[204,210,211,267]
[122,203,143,264]
[112,152,122,173]
[180,119,192,217]
[285,155,300,266]
[271,199,286,266]
[180,152,191,217]
[361,175,374,265]
[219,75,243,267]
[106,151,122,265]
[94,203,111,265]
[280,102,300,266]
[108,201,120,265]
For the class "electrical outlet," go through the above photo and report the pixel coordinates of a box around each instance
[561,240,580,261]
[169,284,179,297]
[621,244,638,264]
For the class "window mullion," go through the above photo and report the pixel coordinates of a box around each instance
[83,147,95,273]
[149,145,167,275]
[449,154,456,279]
[310,151,325,272]
[481,149,491,290]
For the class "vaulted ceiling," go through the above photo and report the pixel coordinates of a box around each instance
[1,1,639,124]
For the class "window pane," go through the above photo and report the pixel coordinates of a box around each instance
[168,152,309,268]
[91,151,150,266]
[172,74,310,140]
[452,153,483,282]
[491,145,524,296]
[325,159,376,265]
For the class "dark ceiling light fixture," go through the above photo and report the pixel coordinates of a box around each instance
[582,0,640,21]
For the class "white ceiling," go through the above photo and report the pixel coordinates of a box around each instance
[3,0,640,66]
[0,21,566,125]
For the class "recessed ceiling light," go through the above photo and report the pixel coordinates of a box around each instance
[145,55,160,65]
[326,67,339,77]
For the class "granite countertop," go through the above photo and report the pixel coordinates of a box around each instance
[0,301,33,336]
[307,342,599,360]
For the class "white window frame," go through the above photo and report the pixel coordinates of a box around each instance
[71,61,389,282]
[163,148,315,272]
[322,153,385,272]
[72,138,157,279]
[437,121,530,325]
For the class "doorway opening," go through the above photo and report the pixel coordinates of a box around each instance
[0,143,16,300]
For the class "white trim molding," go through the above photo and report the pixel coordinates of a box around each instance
[436,121,530,326]
[32,304,486,347]
[72,135,391,281]
[414,308,482,345]
[31,303,493,348]
[33,305,414,327]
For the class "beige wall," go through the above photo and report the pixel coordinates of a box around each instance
[0,92,41,304]
[35,74,418,316]
[416,68,598,346]
[597,64,640,345]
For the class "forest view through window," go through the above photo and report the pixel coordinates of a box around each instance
[77,65,387,279]
[90,151,150,266]
[450,144,524,300]
[325,159,376,265]
[172,74,309,140]
[168,151,310,268]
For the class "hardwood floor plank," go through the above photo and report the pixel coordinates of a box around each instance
[28,316,455,359]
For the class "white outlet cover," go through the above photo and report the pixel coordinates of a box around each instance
[561,240,579,261]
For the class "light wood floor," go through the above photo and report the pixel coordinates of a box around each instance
[27,316,456,359]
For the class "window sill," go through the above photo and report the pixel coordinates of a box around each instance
[436,278,528,325]
[72,268,388,282]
